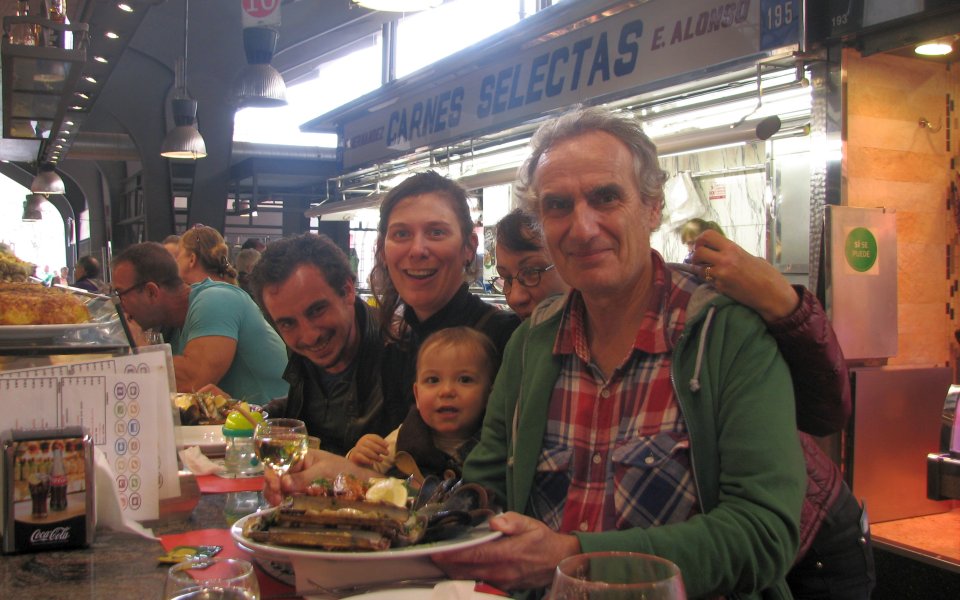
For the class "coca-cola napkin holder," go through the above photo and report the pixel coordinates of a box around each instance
[1,427,95,553]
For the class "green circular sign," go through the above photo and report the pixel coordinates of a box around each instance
[844,227,878,272]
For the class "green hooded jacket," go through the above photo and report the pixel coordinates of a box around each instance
[464,272,805,600]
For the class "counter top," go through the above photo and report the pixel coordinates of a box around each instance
[871,507,960,573]
[0,475,297,600]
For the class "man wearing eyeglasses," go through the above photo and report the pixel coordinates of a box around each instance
[111,241,288,405]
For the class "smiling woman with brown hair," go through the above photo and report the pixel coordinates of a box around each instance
[370,171,520,437]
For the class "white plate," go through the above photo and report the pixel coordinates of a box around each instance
[232,509,501,590]
[231,509,501,561]
[0,322,103,341]
[176,425,226,456]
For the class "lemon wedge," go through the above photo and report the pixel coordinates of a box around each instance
[365,477,408,507]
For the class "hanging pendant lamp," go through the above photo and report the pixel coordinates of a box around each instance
[161,0,206,159]
[22,194,45,221]
[30,163,66,196]
[233,27,287,108]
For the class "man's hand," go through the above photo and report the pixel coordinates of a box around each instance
[349,434,388,467]
[691,230,800,324]
[431,512,581,591]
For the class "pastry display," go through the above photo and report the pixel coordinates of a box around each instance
[0,282,91,325]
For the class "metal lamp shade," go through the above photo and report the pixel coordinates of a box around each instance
[234,27,287,108]
[30,165,65,195]
[161,98,207,159]
[234,63,287,108]
[22,194,44,221]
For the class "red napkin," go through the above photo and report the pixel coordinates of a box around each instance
[195,474,264,494]
[159,528,295,597]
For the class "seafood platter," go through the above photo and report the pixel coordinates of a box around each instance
[231,473,501,590]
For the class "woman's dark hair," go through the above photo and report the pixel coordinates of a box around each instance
[371,171,478,339]
[180,225,239,285]
[495,208,543,253]
[249,233,355,315]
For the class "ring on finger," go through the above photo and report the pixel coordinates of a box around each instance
[704,266,715,282]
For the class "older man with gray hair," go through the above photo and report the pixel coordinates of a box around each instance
[436,106,806,599]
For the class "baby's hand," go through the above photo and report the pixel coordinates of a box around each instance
[348,434,389,467]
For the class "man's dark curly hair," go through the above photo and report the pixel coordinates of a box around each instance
[248,233,355,315]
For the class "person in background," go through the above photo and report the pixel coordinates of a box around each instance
[690,229,874,599]
[40,265,54,286]
[349,326,498,479]
[178,226,238,285]
[111,242,288,405]
[678,217,724,262]
[433,106,805,599]
[162,234,181,259]
[72,255,106,293]
[241,237,267,252]
[52,266,69,286]
[243,233,391,456]
[493,208,568,320]
[371,171,520,420]
[235,248,261,297]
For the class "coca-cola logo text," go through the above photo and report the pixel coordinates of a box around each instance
[30,526,70,543]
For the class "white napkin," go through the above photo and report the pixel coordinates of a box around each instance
[178,445,225,475]
[432,581,485,599]
[93,447,156,540]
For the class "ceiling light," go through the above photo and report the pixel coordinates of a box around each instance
[161,0,206,160]
[22,194,44,221]
[161,98,207,159]
[233,27,287,108]
[94,56,108,63]
[105,31,119,39]
[75,92,89,99]
[915,42,953,56]
[117,3,134,12]
[83,75,97,83]
[30,163,65,195]
[351,0,443,11]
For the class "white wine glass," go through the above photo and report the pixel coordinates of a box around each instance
[253,418,308,477]
[550,552,686,600]
[163,557,260,599]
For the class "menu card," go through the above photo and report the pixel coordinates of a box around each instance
[0,346,179,520]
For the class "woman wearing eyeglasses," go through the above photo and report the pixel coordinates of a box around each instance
[493,209,569,320]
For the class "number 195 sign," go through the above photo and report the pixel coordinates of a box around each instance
[760,0,800,51]
[241,0,281,27]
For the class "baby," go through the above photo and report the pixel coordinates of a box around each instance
[348,326,498,478]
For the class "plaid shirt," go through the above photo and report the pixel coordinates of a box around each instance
[531,253,701,533]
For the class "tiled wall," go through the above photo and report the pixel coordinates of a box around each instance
[844,48,953,368]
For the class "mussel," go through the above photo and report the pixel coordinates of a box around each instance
[415,478,496,542]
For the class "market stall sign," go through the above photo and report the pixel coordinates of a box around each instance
[844,226,879,273]
[325,0,801,171]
